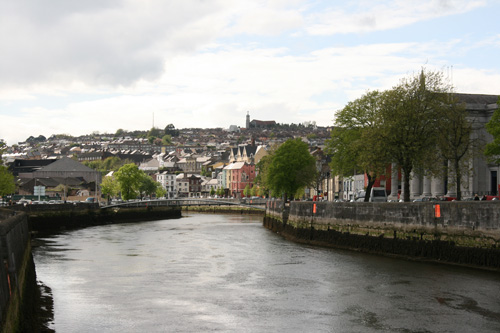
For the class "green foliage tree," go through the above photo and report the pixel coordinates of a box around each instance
[243,184,251,197]
[155,186,167,198]
[138,173,159,199]
[327,90,389,201]
[484,97,500,164]
[101,175,119,201]
[0,140,6,166]
[378,69,448,201]
[265,138,317,201]
[115,128,125,137]
[83,156,131,175]
[0,140,16,197]
[436,95,476,200]
[210,187,216,197]
[162,134,172,145]
[114,164,143,200]
[165,124,180,137]
[0,166,16,197]
[250,185,257,197]
[148,127,163,138]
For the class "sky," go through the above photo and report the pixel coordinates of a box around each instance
[1,0,500,145]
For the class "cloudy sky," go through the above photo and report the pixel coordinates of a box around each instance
[1,0,499,145]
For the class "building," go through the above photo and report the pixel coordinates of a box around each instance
[156,171,177,198]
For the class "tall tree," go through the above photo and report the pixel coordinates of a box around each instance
[266,138,317,201]
[484,97,500,164]
[379,69,448,202]
[327,90,389,201]
[101,175,119,202]
[0,166,16,197]
[0,140,15,197]
[138,173,159,199]
[436,95,475,200]
[114,163,143,200]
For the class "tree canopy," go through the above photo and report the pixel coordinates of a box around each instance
[114,163,144,200]
[0,166,15,197]
[327,90,389,201]
[484,97,500,164]
[327,69,474,202]
[262,138,317,200]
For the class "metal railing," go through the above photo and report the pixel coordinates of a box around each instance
[101,198,266,210]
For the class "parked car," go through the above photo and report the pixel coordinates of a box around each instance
[369,187,387,202]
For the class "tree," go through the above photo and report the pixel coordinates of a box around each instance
[379,69,448,202]
[155,186,167,198]
[0,140,6,165]
[0,141,15,197]
[162,134,172,145]
[243,184,251,197]
[265,138,317,201]
[148,127,163,138]
[114,164,143,200]
[115,128,125,137]
[484,97,500,164]
[165,124,179,137]
[0,166,16,197]
[101,175,119,201]
[436,95,476,200]
[327,90,389,201]
[138,173,158,199]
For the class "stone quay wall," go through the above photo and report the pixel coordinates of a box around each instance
[0,210,38,332]
[264,200,500,270]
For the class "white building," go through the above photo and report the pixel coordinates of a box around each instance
[156,171,177,198]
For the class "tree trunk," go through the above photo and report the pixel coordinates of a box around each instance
[364,173,377,202]
[403,169,411,202]
[455,159,461,201]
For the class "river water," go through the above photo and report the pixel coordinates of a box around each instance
[32,213,500,332]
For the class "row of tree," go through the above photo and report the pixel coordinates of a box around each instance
[253,69,500,203]
[326,69,492,202]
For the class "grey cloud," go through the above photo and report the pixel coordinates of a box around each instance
[0,1,223,88]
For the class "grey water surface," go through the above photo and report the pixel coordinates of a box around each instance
[32,213,500,332]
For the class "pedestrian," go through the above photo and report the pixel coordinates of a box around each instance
[474,194,479,201]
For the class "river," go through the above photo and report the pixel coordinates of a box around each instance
[32,213,500,332]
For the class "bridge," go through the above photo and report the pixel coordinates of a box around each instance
[101,198,267,210]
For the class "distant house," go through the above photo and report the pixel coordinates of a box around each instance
[249,120,276,128]
[16,157,101,199]
[31,157,101,184]
[224,162,255,198]
[229,144,267,164]
[156,171,177,198]
[9,159,57,177]
[139,158,160,171]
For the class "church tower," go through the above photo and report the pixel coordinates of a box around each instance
[246,111,250,129]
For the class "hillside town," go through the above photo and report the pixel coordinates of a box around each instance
[2,91,500,205]
[1,114,334,203]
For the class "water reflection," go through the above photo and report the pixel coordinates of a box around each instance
[33,213,500,332]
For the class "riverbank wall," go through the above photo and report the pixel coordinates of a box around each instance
[0,210,38,332]
[15,204,182,234]
[264,200,500,270]
[182,205,264,214]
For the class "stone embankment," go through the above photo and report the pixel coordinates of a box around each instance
[264,200,500,270]
[11,203,181,234]
[0,209,38,332]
